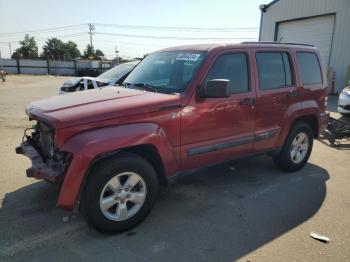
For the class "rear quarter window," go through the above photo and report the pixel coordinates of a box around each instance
[296,52,322,85]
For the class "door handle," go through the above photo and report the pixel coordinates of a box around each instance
[287,90,298,97]
[239,98,256,105]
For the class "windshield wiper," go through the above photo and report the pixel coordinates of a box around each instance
[123,82,158,93]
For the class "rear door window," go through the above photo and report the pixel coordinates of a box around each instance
[205,53,249,94]
[296,52,322,85]
[256,52,293,90]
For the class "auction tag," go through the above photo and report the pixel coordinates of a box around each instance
[175,53,201,61]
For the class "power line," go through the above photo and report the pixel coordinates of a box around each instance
[96,32,257,41]
[0,24,87,37]
[95,23,259,32]
[93,38,168,48]
[0,33,88,44]
[0,23,258,38]
[36,32,88,41]
[0,23,258,58]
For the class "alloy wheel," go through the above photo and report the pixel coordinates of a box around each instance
[99,172,147,221]
[290,131,309,164]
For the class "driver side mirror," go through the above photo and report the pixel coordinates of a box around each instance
[199,79,230,98]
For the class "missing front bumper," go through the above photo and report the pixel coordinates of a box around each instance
[16,142,64,183]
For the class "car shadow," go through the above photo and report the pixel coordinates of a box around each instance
[0,155,329,261]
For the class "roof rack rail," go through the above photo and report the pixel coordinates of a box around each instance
[241,41,315,47]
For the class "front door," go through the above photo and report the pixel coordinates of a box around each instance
[181,50,256,171]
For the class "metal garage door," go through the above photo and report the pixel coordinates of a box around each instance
[277,15,335,66]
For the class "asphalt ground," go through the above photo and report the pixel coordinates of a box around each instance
[0,75,349,261]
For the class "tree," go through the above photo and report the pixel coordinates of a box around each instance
[41,38,65,59]
[82,44,105,60]
[95,49,104,59]
[41,38,81,60]
[83,44,95,59]
[11,34,38,59]
[63,41,81,59]
[11,51,21,59]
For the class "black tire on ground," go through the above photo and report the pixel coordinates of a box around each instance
[273,122,314,172]
[81,152,159,234]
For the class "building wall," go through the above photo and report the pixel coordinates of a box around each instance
[260,0,350,92]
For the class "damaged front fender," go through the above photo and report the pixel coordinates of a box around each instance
[56,123,178,210]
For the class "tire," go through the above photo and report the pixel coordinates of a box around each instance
[81,152,159,234]
[273,122,313,172]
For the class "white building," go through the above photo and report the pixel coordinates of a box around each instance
[259,0,350,93]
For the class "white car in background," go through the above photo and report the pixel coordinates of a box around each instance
[338,86,350,115]
[59,60,139,94]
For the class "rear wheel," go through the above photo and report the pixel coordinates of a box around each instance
[81,153,159,234]
[273,122,313,172]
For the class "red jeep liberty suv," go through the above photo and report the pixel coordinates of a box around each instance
[16,42,329,233]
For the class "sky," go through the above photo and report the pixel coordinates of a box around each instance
[0,0,266,59]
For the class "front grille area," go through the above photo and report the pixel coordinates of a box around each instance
[34,121,55,160]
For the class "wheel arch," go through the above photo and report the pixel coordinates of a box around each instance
[84,144,168,188]
[291,114,319,138]
[276,111,319,149]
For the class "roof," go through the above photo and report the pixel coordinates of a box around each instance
[157,43,226,52]
[259,0,280,12]
[155,42,317,53]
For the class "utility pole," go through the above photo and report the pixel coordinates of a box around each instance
[115,46,119,64]
[0,50,3,70]
[88,23,95,49]
[8,42,12,57]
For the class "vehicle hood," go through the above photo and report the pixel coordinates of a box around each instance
[27,87,180,129]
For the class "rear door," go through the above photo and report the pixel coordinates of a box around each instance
[253,49,299,152]
[180,49,256,170]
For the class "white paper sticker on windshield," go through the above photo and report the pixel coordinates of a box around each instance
[175,53,201,61]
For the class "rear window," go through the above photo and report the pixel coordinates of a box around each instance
[256,52,293,90]
[296,52,322,85]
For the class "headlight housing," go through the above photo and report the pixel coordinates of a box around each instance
[341,87,350,96]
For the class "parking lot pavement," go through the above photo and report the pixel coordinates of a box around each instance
[0,75,350,261]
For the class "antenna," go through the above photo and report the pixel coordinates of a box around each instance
[0,50,3,70]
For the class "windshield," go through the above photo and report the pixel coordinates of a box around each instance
[124,51,206,94]
[97,61,138,82]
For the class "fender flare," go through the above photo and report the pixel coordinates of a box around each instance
[275,101,319,147]
[57,123,178,210]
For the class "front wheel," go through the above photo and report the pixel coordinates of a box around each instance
[273,122,313,172]
[81,153,159,234]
